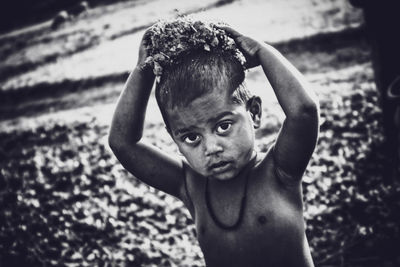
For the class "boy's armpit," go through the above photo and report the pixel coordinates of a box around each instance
[180,162,196,218]
[271,113,318,183]
[272,144,304,186]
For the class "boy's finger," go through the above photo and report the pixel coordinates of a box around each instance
[143,27,153,37]
[141,27,153,44]
[216,25,242,39]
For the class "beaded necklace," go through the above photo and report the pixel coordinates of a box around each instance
[205,154,257,230]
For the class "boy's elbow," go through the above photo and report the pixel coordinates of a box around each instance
[108,133,122,154]
[302,101,319,117]
[292,101,319,121]
[108,131,142,154]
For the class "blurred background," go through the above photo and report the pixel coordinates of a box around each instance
[1,0,399,266]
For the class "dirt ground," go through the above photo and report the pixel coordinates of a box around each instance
[2,0,400,266]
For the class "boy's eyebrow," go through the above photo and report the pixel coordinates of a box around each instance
[173,111,235,136]
[174,125,198,136]
[207,111,235,124]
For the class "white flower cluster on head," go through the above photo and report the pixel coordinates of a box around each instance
[144,16,246,82]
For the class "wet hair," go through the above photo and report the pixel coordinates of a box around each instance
[156,49,252,130]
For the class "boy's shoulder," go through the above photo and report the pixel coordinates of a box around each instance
[181,145,303,218]
[251,147,283,186]
[182,144,303,189]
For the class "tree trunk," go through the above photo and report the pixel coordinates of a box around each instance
[350,0,400,179]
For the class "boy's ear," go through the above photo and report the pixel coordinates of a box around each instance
[246,96,262,129]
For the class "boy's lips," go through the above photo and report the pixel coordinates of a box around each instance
[208,161,233,173]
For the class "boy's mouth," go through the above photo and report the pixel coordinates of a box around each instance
[209,161,232,173]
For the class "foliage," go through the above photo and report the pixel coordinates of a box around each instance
[303,77,400,266]
[0,121,203,266]
[145,17,245,80]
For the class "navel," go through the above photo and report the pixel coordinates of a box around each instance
[257,215,268,225]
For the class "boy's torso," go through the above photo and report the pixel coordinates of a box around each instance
[183,151,314,267]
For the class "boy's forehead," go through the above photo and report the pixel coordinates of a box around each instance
[166,89,243,132]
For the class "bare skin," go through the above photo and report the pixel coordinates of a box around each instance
[109,26,319,266]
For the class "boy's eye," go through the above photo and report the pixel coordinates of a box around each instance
[216,122,232,134]
[183,133,200,144]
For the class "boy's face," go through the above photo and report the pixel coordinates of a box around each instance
[166,88,261,181]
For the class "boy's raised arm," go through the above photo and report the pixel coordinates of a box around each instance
[221,26,319,182]
[257,43,319,181]
[108,32,185,199]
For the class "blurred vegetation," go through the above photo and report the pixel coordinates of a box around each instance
[0,121,202,266]
[0,0,135,33]
[304,78,400,266]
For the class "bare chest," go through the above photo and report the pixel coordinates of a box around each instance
[186,169,306,266]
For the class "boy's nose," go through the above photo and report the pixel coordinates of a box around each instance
[204,137,223,156]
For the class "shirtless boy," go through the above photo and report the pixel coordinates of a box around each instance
[109,20,319,267]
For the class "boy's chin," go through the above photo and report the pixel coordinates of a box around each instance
[209,170,238,181]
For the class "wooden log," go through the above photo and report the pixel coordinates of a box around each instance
[349,0,400,179]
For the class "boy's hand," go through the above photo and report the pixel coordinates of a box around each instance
[218,26,262,69]
[136,29,154,75]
